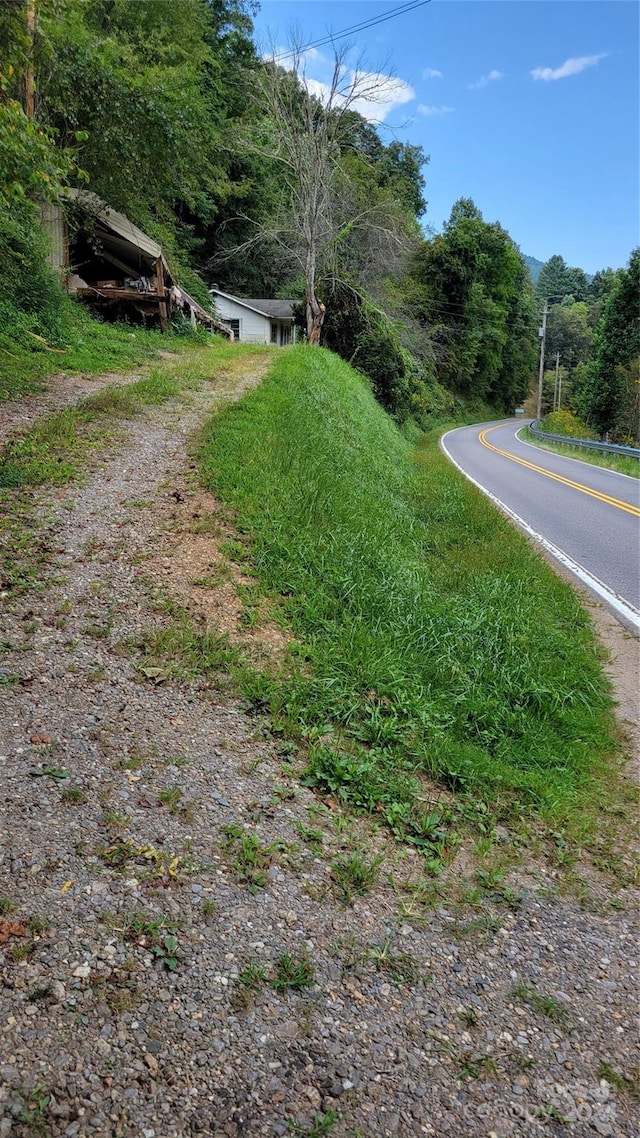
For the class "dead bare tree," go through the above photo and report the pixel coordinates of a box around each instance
[241,42,414,344]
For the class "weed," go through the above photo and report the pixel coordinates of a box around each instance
[115,753,145,771]
[533,1104,570,1124]
[102,810,129,829]
[597,1062,640,1098]
[237,953,315,996]
[286,1111,338,1137]
[271,783,295,803]
[510,981,568,1027]
[201,899,218,917]
[88,963,140,1010]
[220,538,250,563]
[458,1051,497,1079]
[150,933,181,971]
[29,764,69,783]
[451,913,500,942]
[330,851,383,903]
[474,867,525,910]
[158,787,182,810]
[155,786,196,821]
[295,821,324,850]
[508,1053,535,1074]
[10,940,35,962]
[17,1083,51,1133]
[366,939,422,985]
[459,1006,479,1028]
[110,914,182,970]
[28,984,54,1002]
[27,915,51,935]
[136,611,239,684]
[0,897,16,915]
[238,961,267,990]
[269,953,315,992]
[221,824,276,892]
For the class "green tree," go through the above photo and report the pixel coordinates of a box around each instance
[545,302,593,371]
[536,254,588,304]
[410,201,537,410]
[577,249,640,440]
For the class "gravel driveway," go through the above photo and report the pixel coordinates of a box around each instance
[0,364,638,1138]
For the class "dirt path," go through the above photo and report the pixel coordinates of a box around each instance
[0,365,638,1138]
[0,370,151,448]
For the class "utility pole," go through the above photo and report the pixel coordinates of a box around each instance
[553,351,560,411]
[536,303,548,422]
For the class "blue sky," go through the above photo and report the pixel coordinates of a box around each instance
[252,1,639,273]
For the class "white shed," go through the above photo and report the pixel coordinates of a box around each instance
[210,289,297,346]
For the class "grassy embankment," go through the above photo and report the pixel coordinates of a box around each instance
[196,346,621,847]
[520,427,639,478]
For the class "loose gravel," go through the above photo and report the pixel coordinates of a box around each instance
[0,364,638,1138]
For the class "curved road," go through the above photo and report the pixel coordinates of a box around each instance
[441,420,640,632]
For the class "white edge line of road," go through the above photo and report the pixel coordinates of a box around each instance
[515,425,639,482]
[440,427,640,634]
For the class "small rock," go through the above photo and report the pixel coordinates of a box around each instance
[303,1085,321,1108]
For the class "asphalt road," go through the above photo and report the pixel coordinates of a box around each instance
[441,420,640,631]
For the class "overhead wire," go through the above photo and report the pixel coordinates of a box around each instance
[271,1,433,64]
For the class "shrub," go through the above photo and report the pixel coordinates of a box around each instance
[540,410,595,439]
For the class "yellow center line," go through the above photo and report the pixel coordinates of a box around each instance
[478,427,640,518]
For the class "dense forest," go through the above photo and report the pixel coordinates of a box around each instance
[1,0,637,439]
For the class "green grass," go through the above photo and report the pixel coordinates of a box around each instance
[197,345,618,838]
[520,428,639,478]
[0,301,172,403]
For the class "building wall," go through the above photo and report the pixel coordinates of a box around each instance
[40,202,68,275]
[212,295,270,344]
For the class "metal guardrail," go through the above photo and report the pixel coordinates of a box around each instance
[527,421,640,459]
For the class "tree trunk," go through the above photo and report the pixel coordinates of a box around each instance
[306,297,326,345]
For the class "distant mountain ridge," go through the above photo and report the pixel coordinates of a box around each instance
[523,254,593,284]
[523,255,544,282]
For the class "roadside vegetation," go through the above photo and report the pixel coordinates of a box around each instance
[197,346,620,844]
[0,304,170,404]
[521,426,639,479]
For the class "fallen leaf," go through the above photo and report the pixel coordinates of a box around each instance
[0,920,27,943]
[169,717,184,726]
[61,880,73,893]
[30,733,52,745]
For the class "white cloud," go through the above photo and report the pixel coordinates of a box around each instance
[350,72,415,121]
[304,71,414,123]
[422,67,443,79]
[469,69,503,90]
[531,53,607,81]
[262,45,415,125]
[417,104,454,117]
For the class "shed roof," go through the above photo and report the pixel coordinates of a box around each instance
[210,289,294,321]
[64,188,171,280]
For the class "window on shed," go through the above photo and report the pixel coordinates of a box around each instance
[227,318,241,340]
[270,323,278,344]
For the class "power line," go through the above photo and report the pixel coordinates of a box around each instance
[271,1,433,64]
